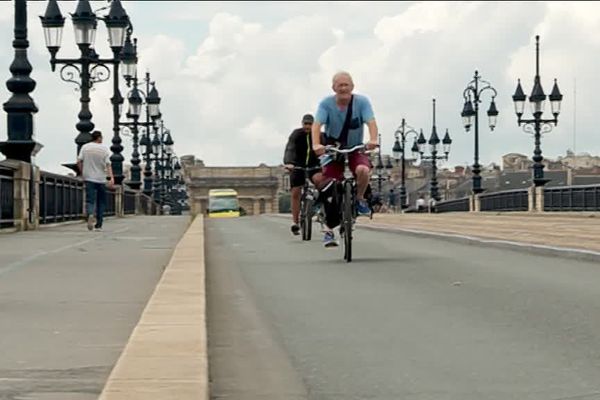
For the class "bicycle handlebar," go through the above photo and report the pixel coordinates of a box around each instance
[290,166,322,171]
[324,143,379,155]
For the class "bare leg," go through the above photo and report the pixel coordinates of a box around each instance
[290,186,301,224]
[355,165,370,201]
[311,171,336,231]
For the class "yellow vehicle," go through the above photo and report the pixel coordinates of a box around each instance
[207,189,241,218]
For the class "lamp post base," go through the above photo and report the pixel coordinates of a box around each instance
[62,162,80,176]
[125,181,142,191]
[114,175,125,185]
[0,141,43,163]
[533,178,550,187]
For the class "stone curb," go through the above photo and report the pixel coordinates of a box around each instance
[98,215,207,400]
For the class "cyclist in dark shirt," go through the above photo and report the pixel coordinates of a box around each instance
[283,114,323,235]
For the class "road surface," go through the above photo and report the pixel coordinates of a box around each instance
[206,215,600,400]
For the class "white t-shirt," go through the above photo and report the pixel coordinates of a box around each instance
[78,142,110,183]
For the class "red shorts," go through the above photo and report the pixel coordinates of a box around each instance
[322,151,372,181]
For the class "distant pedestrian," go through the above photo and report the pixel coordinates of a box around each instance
[77,131,114,231]
[388,188,396,212]
[428,197,437,213]
[416,195,426,213]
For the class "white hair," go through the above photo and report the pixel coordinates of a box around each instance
[332,71,353,85]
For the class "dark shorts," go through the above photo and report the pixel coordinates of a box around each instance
[322,151,372,181]
[290,168,320,188]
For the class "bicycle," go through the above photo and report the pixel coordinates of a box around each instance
[322,143,377,262]
[291,166,322,241]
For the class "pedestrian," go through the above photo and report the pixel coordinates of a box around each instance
[416,195,426,213]
[428,197,437,213]
[388,188,396,212]
[77,130,115,231]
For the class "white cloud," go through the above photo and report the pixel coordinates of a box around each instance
[241,116,285,149]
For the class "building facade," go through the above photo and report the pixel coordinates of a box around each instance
[182,156,284,216]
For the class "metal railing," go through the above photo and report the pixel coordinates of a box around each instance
[105,187,116,217]
[435,196,470,212]
[544,184,600,211]
[124,190,136,215]
[0,167,14,228]
[39,171,84,224]
[480,189,528,212]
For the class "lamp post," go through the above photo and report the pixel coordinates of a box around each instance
[461,70,498,194]
[392,118,419,209]
[167,156,183,214]
[512,35,563,187]
[121,66,161,190]
[371,133,392,196]
[1,0,42,162]
[119,29,161,192]
[105,0,129,185]
[160,129,174,205]
[40,0,130,174]
[149,121,173,205]
[416,99,452,202]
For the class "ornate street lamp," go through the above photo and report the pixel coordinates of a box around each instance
[461,70,498,194]
[391,118,420,209]
[415,99,452,201]
[120,61,161,191]
[104,0,130,185]
[512,35,562,187]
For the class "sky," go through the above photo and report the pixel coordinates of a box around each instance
[1,1,599,174]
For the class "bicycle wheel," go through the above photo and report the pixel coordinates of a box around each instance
[342,181,353,262]
[299,192,307,240]
[302,196,313,241]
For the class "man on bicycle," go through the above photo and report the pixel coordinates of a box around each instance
[311,71,379,247]
[283,114,322,235]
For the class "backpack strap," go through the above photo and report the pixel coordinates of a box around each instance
[337,95,354,148]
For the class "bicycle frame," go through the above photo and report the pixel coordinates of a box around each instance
[291,166,322,241]
[322,144,376,262]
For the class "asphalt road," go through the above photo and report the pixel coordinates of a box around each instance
[0,216,189,400]
[206,215,600,400]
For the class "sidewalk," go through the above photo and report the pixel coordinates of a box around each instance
[0,216,190,400]
[359,212,600,254]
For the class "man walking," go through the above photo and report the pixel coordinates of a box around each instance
[77,131,114,231]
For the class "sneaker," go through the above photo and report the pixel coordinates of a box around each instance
[87,215,94,231]
[94,227,103,232]
[323,231,339,248]
[356,200,371,217]
[291,224,300,236]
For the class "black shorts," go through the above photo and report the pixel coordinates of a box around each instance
[290,168,319,188]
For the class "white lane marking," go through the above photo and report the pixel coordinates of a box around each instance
[0,226,130,275]
[361,223,600,258]
[113,236,158,241]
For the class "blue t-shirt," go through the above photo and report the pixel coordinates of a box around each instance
[315,94,375,148]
